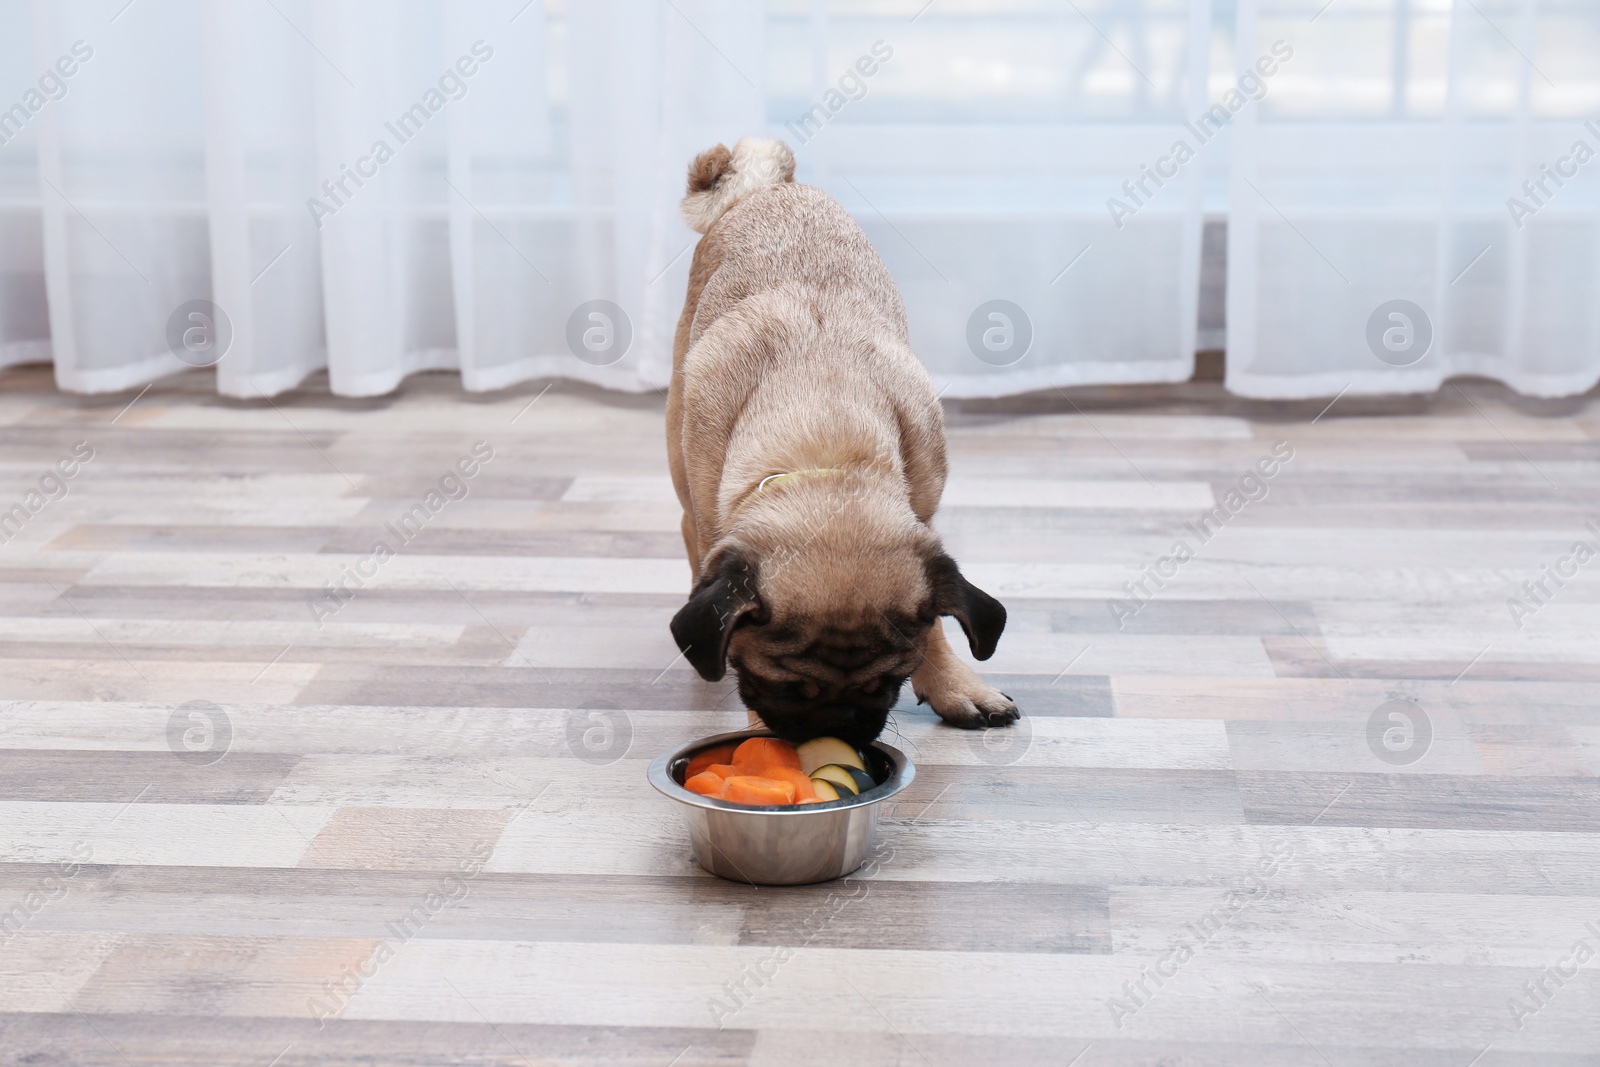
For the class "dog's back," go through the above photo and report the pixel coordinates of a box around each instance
[668,139,944,552]
[679,173,909,362]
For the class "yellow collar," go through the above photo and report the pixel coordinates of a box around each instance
[756,467,846,492]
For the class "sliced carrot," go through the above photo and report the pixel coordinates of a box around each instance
[685,743,738,779]
[731,737,803,776]
[706,763,739,779]
[765,766,817,802]
[720,775,797,806]
[684,771,726,797]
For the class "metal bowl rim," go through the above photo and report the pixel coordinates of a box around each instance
[647,728,915,814]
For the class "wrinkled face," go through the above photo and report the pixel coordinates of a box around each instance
[668,494,1007,749]
[727,603,932,748]
[721,522,934,747]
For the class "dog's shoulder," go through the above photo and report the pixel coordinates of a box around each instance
[715,182,867,252]
[692,184,900,338]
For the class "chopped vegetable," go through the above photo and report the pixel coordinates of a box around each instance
[685,743,738,779]
[841,766,877,794]
[765,766,817,802]
[731,737,804,775]
[680,735,877,807]
[721,775,796,805]
[684,770,726,796]
[795,736,866,775]
[810,764,859,795]
[808,777,844,802]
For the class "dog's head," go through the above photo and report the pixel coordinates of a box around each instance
[669,486,1005,748]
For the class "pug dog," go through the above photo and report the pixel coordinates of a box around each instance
[665,137,1019,749]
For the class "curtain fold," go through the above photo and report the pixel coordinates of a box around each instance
[2,1,1596,401]
[1226,0,1600,399]
[203,0,326,398]
[28,0,211,393]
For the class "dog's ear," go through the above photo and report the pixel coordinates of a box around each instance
[926,553,1006,660]
[670,546,763,682]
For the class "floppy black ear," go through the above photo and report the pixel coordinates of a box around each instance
[926,553,1006,660]
[670,547,762,681]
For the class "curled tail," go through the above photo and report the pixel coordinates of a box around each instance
[680,137,795,234]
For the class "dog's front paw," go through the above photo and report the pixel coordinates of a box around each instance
[919,682,1020,730]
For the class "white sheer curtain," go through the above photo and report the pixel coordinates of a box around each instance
[780,0,1212,396]
[1227,0,1600,398]
[3,0,737,397]
[2,0,1596,401]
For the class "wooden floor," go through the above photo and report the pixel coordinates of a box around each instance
[1,362,1598,1066]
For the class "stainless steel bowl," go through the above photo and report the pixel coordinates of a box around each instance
[648,729,915,885]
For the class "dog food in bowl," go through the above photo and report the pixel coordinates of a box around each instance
[680,735,882,806]
[648,729,915,884]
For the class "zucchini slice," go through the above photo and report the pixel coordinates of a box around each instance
[796,736,866,775]
[842,766,877,793]
[809,777,845,802]
[810,764,860,795]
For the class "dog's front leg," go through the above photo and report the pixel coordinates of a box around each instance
[912,624,1020,729]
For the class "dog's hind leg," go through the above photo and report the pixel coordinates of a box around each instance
[912,624,1020,729]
